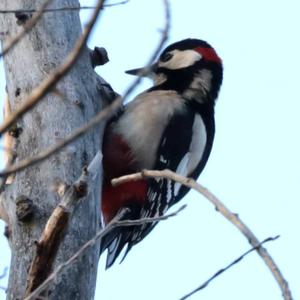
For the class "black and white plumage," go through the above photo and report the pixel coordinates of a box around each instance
[101,38,223,268]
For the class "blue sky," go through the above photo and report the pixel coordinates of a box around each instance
[1,0,300,299]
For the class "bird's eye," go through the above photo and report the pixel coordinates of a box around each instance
[160,52,173,62]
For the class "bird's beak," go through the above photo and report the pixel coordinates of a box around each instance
[125,63,158,78]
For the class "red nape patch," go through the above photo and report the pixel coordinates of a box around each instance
[194,47,222,64]
[102,180,148,224]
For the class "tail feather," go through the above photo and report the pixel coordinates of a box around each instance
[106,234,125,268]
[100,206,138,268]
[100,195,162,268]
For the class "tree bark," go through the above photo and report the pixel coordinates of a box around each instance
[0,0,103,299]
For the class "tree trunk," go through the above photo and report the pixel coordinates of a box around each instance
[0,0,103,299]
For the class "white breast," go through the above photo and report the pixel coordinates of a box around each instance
[114,90,186,168]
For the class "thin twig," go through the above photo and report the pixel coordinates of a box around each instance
[0,0,171,178]
[112,169,293,300]
[0,0,53,58]
[24,204,185,300]
[0,1,129,14]
[0,98,119,177]
[0,267,7,290]
[180,235,280,300]
[0,0,106,136]
[0,267,8,280]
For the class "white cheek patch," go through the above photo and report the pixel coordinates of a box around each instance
[159,49,202,70]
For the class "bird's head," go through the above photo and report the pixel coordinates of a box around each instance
[126,38,223,104]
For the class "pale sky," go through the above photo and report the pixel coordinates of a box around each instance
[1,0,299,299]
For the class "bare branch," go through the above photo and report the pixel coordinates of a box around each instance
[25,152,102,297]
[112,169,293,300]
[24,204,185,300]
[0,1,129,14]
[0,0,106,136]
[0,0,171,178]
[0,0,54,58]
[180,235,280,300]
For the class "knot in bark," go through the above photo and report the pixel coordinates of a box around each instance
[16,195,34,222]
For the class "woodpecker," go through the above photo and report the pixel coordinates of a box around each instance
[101,38,223,268]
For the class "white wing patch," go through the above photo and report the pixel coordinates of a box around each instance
[176,114,207,185]
[174,153,190,195]
[176,153,190,177]
[186,114,207,172]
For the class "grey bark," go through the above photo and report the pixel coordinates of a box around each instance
[0,0,104,299]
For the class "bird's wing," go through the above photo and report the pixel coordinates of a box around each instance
[125,107,211,251]
[102,105,214,268]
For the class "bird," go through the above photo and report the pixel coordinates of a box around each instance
[100,38,223,268]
